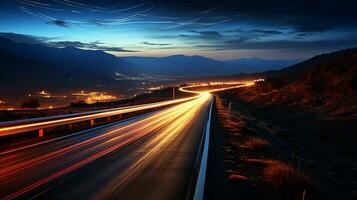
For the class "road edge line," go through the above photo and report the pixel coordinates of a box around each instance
[193,97,213,200]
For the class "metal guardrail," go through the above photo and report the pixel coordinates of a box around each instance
[0,95,199,137]
[193,97,213,200]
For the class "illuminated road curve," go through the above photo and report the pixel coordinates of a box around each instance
[0,93,212,200]
[0,95,199,137]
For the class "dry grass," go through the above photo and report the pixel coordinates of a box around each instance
[263,160,315,200]
[243,137,271,152]
[226,170,249,181]
[243,158,271,165]
[228,174,249,181]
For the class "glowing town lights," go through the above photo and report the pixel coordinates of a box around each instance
[72,91,88,96]
[85,93,117,104]
[37,90,52,98]
[39,90,50,95]
[0,100,4,104]
[148,86,163,91]
[72,91,118,104]
[6,108,14,111]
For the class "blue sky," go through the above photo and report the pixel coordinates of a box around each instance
[1,0,357,60]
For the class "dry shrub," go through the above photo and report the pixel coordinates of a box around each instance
[243,137,271,152]
[226,170,249,181]
[243,158,270,165]
[228,173,249,181]
[263,160,315,200]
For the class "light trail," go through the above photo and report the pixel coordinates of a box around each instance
[0,95,199,137]
[0,80,256,137]
[179,81,255,93]
[0,81,255,199]
[0,93,211,199]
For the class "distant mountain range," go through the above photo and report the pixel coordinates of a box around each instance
[0,33,299,98]
[224,57,299,73]
[0,33,298,78]
[122,55,299,76]
[0,37,133,76]
[0,37,137,97]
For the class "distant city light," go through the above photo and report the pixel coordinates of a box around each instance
[72,91,118,104]
[39,90,50,95]
[148,86,163,91]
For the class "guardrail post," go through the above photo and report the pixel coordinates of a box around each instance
[118,114,121,119]
[68,123,73,130]
[90,119,95,127]
[38,129,44,137]
[107,116,111,122]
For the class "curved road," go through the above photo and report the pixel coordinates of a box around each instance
[0,93,212,199]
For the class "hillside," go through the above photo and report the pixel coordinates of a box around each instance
[214,48,357,200]
[225,57,299,73]
[122,55,297,76]
[0,38,139,98]
[0,37,134,76]
[232,48,357,116]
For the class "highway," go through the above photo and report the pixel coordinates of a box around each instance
[0,92,212,199]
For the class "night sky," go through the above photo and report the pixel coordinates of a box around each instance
[1,0,357,60]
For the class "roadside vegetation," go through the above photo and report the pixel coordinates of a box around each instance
[263,160,314,200]
[215,96,316,200]
[242,137,271,152]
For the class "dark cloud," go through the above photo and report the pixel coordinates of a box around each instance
[141,41,171,46]
[232,28,283,35]
[49,41,138,52]
[152,0,357,33]
[197,39,357,51]
[228,40,357,50]
[99,46,138,52]
[48,19,70,27]
[179,34,190,38]
[179,30,223,40]
[0,32,137,52]
[0,32,50,44]
[190,30,222,38]
[228,37,250,43]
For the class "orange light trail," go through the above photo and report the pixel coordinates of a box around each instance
[0,93,211,199]
[0,95,200,137]
[0,82,255,199]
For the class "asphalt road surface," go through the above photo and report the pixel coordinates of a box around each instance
[0,93,212,200]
